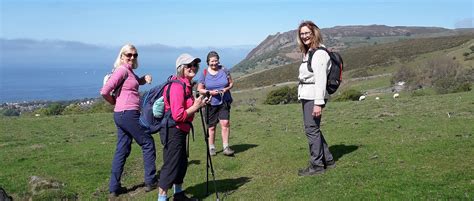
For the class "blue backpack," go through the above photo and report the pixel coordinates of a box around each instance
[139,76,187,135]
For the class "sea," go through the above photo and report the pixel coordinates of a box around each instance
[0,64,177,103]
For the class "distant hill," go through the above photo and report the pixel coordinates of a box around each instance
[233,33,474,91]
[0,38,252,69]
[231,25,468,76]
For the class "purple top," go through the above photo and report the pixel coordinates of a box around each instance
[100,64,147,112]
[198,67,232,106]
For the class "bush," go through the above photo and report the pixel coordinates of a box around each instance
[332,89,363,102]
[37,103,65,116]
[264,86,298,105]
[62,104,85,115]
[89,100,114,113]
[2,108,20,116]
[392,56,473,94]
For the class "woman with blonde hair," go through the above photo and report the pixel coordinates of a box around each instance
[100,44,158,196]
[296,21,336,176]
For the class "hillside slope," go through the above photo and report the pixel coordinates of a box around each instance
[231,25,467,76]
[233,34,474,91]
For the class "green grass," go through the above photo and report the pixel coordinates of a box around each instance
[1,91,473,200]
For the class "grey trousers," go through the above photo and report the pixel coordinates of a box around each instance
[302,99,334,166]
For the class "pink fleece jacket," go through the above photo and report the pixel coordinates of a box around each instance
[163,76,195,133]
[100,64,147,112]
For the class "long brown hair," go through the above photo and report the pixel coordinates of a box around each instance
[297,20,323,54]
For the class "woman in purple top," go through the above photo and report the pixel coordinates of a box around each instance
[197,51,235,156]
[100,44,158,196]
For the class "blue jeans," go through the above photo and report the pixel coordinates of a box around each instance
[109,110,157,192]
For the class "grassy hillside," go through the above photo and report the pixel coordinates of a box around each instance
[233,34,474,91]
[1,90,473,200]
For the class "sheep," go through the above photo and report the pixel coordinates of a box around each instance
[375,97,380,100]
[359,95,366,101]
[393,93,400,99]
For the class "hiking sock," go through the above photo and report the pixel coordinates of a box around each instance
[223,143,229,149]
[209,144,216,150]
[158,195,167,201]
[173,184,183,194]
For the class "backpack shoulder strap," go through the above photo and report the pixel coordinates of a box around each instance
[113,68,128,95]
[202,68,208,83]
[307,49,316,73]
[165,80,188,104]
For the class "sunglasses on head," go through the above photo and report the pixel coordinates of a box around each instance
[123,53,138,58]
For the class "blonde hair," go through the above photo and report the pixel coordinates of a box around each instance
[296,20,323,54]
[113,44,139,69]
[176,65,185,77]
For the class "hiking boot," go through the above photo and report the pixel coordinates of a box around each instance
[209,148,216,156]
[144,180,158,192]
[109,186,127,197]
[223,147,235,156]
[325,160,336,169]
[173,191,198,201]
[298,164,325,176]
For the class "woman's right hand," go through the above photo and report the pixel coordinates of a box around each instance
[194,95,209,108]
[209,90,219,96]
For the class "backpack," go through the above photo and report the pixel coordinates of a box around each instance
[103,68,128,99]
[307,47,344,94]
[139,76,188,135]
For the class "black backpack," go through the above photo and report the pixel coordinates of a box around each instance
[307,47,343,94]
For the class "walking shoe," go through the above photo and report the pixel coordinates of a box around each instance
[109,186,128,197]
[144,180,158,192]
[325,160,336,169]
[298,164,325,176]
[223,147,235,156]
[173,191,198,201]
[209,148,216,156]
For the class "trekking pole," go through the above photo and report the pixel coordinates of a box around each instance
[198,100,220,201]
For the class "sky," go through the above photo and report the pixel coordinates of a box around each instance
[1,0,473,47]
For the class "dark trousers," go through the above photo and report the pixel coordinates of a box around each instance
[302,100,334,166]
[159,127,188,190]
[109,110,157,192]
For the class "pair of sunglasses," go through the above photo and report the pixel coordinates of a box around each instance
[123,53,138,58]
[186,63,199,68]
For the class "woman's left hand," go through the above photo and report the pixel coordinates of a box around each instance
[144,75,152,84]
[312,105,322,117]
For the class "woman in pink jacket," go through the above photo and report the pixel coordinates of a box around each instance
[157,53,208,201]
[100,44,157,196]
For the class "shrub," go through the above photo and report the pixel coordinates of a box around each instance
[391,56,473,94]
[38,103,65,116]
[332,89,362,102]
[264,86,298,105]
[463,52,470,57]
[62,104,85,115]
[89,100,114,113]
[2,108,20,116]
